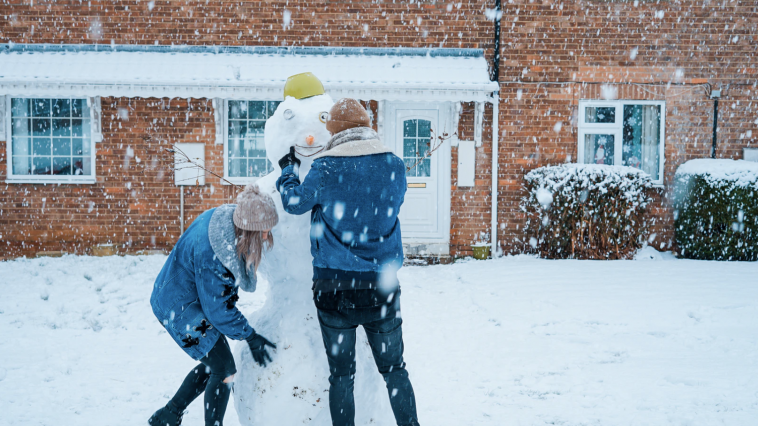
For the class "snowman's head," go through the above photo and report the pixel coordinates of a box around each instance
[264,94,334,170]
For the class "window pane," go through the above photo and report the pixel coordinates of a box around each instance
[33,157,52,175]
[76,157,92,175]
[228,101,246,119]
[417,139,429,157]
[72,138,83,155]
[228,120,246,139]
[52,99,71,117]
[52,119,71,137]
[248,101,267,120]
[623,104,661,180]
[266,101,281,115]
[418,159,431,177]
[12,118,31,136]
[248,159,268,177]
[583,134,615,165]
[33,138,52,156]
[403,120,417,137]
[71,119,84,137]
[228,138,244,158]
[12,156,31,175]
[403,138,416,158]
[585,106,615,124]
[80,119,91,138]
[71,99,85,117]
[228,159,246,177]
[32,99,51,117]
[32,118,51,136]
[53,138,71,155]
[248,135,266,157]
[404,159,417,177]
[11,98,30,117]
[12,137,31,156]
[417,120,431,138]
[53,157,72,175]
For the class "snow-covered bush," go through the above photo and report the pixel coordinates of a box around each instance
[523,164,653,259]
[673,159,758,261]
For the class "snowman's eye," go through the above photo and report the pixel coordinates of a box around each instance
[319,112,329,123]
[283,109,295,120]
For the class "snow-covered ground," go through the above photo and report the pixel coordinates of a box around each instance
[1,253,757,426]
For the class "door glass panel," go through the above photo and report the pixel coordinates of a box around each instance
[402,119,432,178]
[623,105,661,181]
[583,134,615,165]
[585,106,615,123]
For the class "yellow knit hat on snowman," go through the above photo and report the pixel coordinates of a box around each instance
[283,72,325,100]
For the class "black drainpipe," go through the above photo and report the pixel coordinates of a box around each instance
[491,0,502,82]
[710,94,719,158]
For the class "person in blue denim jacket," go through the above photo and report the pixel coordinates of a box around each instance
[277,98,420,426]
[148,186,278,426]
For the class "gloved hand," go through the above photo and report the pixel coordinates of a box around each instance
[278,146,301,170]
[245,331,276,367]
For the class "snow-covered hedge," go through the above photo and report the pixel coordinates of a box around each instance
[673,159,758,261]
[523,164,653,259]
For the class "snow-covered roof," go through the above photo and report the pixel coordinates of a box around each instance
[0,44,499,102]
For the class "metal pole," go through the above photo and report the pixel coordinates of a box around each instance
[711,98,719,159]
[491,93,499,258]
[491,0,502,82]
[180,186,185,235]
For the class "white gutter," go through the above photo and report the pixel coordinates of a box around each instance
[491,91,499,257]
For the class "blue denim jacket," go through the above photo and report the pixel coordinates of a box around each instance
[150,207,255,360]
[276,138,406,282]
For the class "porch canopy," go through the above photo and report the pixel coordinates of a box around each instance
[0,44,498,103]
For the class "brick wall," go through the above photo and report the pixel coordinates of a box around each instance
[1,1,756,259]
[495,81,757,254]
[450,102,494,257]
[0,0,494,52]
[493,0,757,254]
[0,97,237,259]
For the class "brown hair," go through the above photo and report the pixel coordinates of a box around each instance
[234,226,274,272]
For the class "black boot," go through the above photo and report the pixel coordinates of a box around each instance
[148,402,184,426]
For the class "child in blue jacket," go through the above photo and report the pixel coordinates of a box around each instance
[148,186,278,426]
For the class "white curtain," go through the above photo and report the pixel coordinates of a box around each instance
[640,106,660,180]
[11,99,32,174]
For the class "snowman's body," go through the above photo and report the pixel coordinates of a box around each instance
[233,94,394,425]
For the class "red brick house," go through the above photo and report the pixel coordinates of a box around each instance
[0,1,756,260]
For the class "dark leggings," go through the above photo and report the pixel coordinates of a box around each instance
[169,336,237,426]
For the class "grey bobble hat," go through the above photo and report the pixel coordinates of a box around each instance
[233,184,279,231]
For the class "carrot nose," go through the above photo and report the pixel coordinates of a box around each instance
[305,135,315,146]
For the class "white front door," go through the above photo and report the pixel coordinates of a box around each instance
[386,103,452,250]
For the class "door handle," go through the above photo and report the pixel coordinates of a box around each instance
[408,183,426,188]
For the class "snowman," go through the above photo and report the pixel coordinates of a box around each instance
[233,73,395,425]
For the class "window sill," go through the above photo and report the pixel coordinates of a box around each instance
[5,178,97,185]
[222,176,265,186]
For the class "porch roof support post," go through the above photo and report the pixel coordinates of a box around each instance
[491,91,499,258]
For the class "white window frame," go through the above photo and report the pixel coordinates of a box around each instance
[4,96,100,184]
[577,99,666,186]
[221,99,278,186]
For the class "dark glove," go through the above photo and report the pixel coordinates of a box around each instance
[278,146,301,170]
[245,331,276,367]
